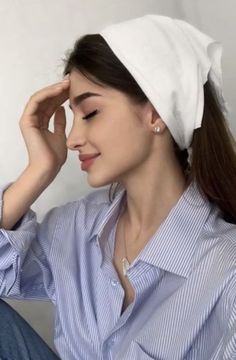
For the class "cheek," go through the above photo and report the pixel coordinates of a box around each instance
[104,124,149,164]
[96,107,149,159]
[89,121,150,186]
[106,108,143,139]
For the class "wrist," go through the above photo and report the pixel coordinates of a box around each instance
[24,164,59,187]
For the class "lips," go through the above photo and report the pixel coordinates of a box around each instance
[79,153,100,161]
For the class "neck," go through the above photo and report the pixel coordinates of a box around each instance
[120,164,187,241]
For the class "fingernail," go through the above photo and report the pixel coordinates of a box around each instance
[62,74,70,82]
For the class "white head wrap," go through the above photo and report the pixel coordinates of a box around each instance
[100,14,230,150]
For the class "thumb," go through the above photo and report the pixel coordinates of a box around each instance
[54,106,66,135]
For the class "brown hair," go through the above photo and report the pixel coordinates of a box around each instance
[63,34,236,223]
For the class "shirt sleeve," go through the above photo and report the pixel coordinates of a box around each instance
[0,183,59,302]
[221,281,236,359]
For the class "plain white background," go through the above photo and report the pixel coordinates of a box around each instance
[0,0,235,351]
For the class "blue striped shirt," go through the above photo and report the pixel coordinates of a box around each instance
[0,181,236,359]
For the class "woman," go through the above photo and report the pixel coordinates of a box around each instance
[0,14,236,360]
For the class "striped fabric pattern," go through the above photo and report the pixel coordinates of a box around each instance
[0,181,236,359]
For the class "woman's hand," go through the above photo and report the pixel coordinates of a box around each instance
[19,77,70,178]
[1,76,71,230]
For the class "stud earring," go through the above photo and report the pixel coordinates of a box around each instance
[154,126,161,133]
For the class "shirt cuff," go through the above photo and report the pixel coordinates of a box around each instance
[0,182,13,224]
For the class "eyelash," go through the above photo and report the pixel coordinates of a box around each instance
[82,110,98,120]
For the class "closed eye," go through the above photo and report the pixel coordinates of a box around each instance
[82,110,98,120]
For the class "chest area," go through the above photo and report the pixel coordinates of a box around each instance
[112,221,136,312]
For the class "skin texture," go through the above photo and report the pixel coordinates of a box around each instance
[68,69,187,240]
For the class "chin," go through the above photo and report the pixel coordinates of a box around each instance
[87,172,120,189]
[87,175,111,189]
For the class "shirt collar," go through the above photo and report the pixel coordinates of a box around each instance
[89,181,212,278]
[137,181,212,277]
[88,186,126,244]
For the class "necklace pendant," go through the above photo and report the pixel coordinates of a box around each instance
[122,257,130,276]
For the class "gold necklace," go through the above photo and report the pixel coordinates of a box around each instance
[122,211,130,276]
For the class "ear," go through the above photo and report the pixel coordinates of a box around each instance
[144,101,167,133]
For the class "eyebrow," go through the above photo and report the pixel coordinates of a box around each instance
[69,92,102,109]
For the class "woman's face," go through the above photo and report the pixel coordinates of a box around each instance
[67,69,159,188]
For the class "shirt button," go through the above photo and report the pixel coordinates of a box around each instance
[111,279,118,287]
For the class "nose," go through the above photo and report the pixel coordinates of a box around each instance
[66,119,86,150]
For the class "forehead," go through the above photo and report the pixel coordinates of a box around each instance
[68,69,134,108]
[69,69,113,98]
[70,69,101,89]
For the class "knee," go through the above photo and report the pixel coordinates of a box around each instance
[0,299,17,322]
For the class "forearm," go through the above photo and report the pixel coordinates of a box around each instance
[1,77,69,231]
[1,166,54,230]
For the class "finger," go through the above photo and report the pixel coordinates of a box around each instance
[45,86,70,116]
[22,80,70,118]
[41,88,69,130]
[20,85,70,131]
[53,106,66,135]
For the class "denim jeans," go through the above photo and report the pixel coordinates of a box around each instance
[0,299,60,360]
